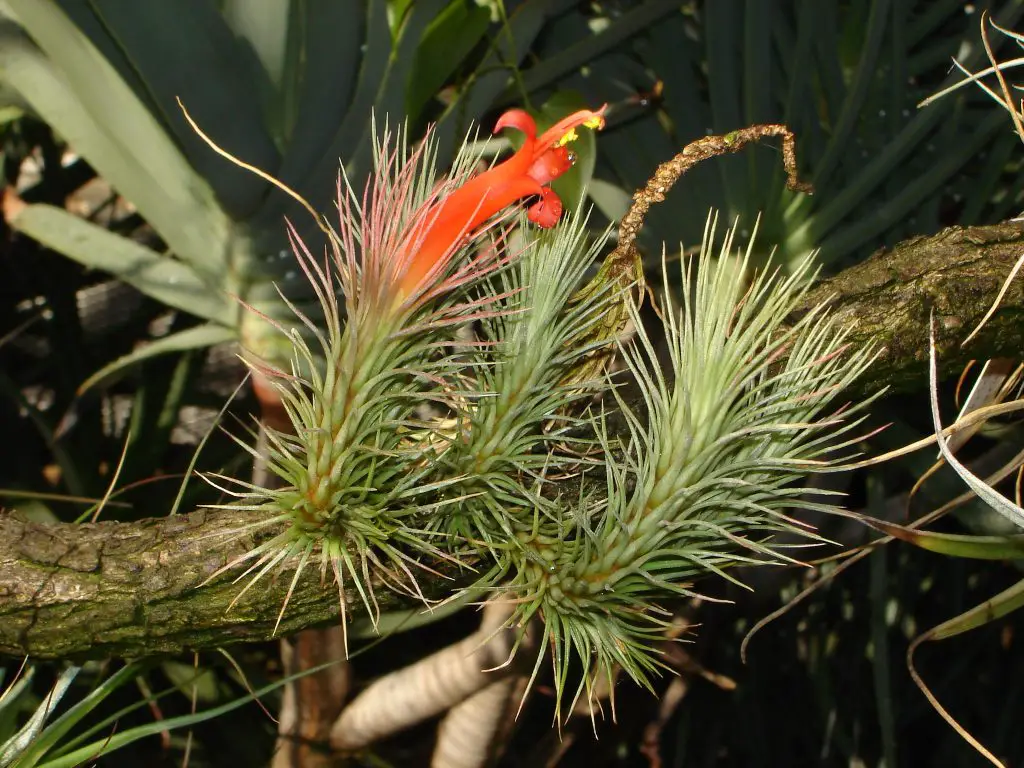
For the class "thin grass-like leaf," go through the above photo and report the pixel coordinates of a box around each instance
[929,316,1024,530]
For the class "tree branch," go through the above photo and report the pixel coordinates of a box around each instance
[0,508,446,659]
[2,220,1023,660]
[798,221,1024,395]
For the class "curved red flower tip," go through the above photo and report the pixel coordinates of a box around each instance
[528,146,574,186]
[395,104,606,302]
[527,187,563,228]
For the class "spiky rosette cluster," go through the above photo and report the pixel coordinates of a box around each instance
[207,126,482,640]
[210,108,874,716]
[209,110,611,647]
[429,211,627,550]
[499,217,876,714]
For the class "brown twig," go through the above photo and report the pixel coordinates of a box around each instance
[614,124,812,259]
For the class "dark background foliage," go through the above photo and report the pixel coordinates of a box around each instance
[2,1,1023,766]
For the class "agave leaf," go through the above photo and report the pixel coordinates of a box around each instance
[82,0,282,219]
[77,323,236,395]
[704,0,746,219]
[816,108,1007,262]
[274,3,365,190]
[741,0,773,193]
[379,1,453,113]
[220,0,288,85]
[268,0,391,219]
[586,2,1024,267]
[8,203,234,326]
[352,0,452,173]
[432,0,557,161]
[405,0,490,125]
[960,129,1019,225]
[508,0,682,98]
[279,0,452,217]
[861,516,1024,560]
[802,0,890,201]
[0,4,228,268]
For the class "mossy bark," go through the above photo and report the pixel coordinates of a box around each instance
[796,221,1024,395]
[2,221,1023,660]
[0,508,411,659]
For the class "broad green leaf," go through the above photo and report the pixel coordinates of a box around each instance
[861,515,1024,560]
[433,0,557,161]
[405,0,490,125]
[85,0,282,219]
[537,91,598,212]
[9,203,234,326]
[0,5,228,271]
[348,591,474,641]
[586,177,632,222]
[78,323,236,395]
[274,4,365,190]
[504,0,682,100]
[160,661,219,704]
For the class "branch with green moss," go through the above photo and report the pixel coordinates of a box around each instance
[1,219,1023,661]
[796,221,1024,395]
[0,508,459,659]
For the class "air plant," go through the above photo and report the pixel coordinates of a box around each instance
[204,105,876,719]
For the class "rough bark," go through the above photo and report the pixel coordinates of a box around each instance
[0,508,435,659]
[796,221,1024,395]
[2,221,1023,660]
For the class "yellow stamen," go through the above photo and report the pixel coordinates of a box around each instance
[556,128,579,147]
[554,115,606,148]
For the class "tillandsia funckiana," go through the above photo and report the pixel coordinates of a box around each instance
[205,105,876,716]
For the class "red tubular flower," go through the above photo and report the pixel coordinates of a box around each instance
[396,106,606,301]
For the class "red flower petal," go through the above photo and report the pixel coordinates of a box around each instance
[527,187,563,228]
